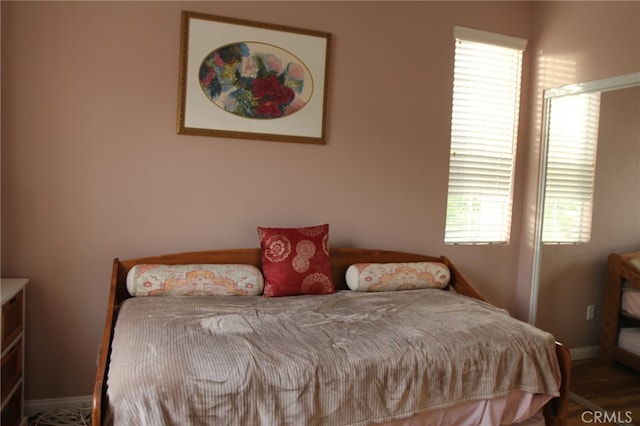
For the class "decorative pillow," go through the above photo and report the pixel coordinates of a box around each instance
[126,264,264,296]
[257,224,335,297]
[345,262,450,292]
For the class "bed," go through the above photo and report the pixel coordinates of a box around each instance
[620,273,640,359]
[92,246,570,426]
[600,250,640,372]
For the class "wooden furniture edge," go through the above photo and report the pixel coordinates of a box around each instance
[600,253,623,367]
[91,247,568,426]
[92,259,119,426]
[544,342,571,426]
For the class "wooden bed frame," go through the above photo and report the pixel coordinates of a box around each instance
[600,250,640,372]
[92,247,571,426]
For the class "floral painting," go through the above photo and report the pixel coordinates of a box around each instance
[199,42,313,120]
[177,11,331,144]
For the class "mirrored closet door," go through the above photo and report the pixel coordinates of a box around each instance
[531,72,640,347]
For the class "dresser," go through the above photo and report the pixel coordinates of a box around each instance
[1,279,28,426]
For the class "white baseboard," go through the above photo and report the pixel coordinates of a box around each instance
[25,395,92,417]
[570,345,600,360]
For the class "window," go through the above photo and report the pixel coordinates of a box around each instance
[542,92,601,244]
[444,27,527,244]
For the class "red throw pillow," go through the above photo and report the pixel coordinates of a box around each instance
[257,224,335,297]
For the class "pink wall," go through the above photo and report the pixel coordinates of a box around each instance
[1,1,533,400]
[2,0,635,402]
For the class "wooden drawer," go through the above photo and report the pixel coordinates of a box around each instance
[2,289,23,351]
[0,383,22,426]
[1,337,22,402]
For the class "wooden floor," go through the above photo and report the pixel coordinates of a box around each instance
[567,358,640,425]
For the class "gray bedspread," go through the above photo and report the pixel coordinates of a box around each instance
[107,289,560,425]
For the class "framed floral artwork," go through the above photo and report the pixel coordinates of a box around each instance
[177,11,331,144]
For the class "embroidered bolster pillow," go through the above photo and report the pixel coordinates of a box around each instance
[346,262,450,292]
[126,264,264,296]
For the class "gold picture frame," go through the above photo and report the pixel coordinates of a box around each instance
[177,11,331,144]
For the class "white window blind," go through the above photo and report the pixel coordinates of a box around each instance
[444,27,526,244]
[542,92,601,244]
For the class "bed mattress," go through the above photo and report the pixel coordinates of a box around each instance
[106,289,560,425]
[622,282,640,318]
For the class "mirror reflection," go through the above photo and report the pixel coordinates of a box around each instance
[533,73,640,418]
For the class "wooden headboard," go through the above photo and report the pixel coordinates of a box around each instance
[107,247,486,307]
